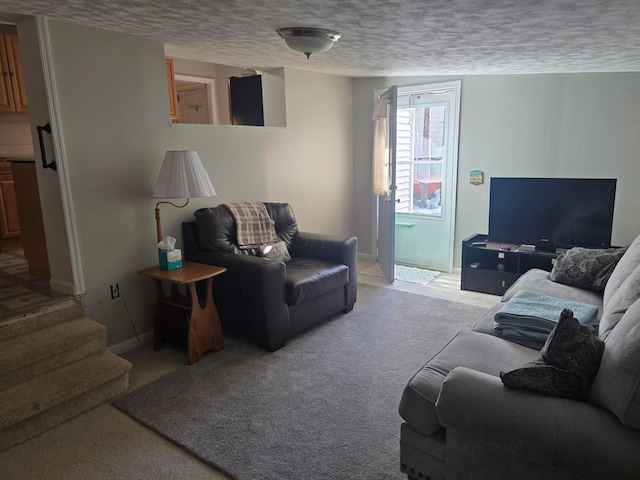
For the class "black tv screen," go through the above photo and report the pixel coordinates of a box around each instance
[488,177,616,249]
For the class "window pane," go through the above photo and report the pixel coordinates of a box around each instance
[412,163,442,217]
[395,101,447,218]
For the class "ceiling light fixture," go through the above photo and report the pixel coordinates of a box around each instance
[276,27,341,59]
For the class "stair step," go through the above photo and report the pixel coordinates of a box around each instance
[0,318,107,391]
[0,298,83,342]
[0,316,106,368]
[0,369,130,452]
[0,350,131,430]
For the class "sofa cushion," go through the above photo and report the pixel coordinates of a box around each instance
[194,202,299,254]
[500,309,604,400]
[285,258,348,305]
[550,247,626,291]
[398,330,538,435]
[604,234,640,308]
[194,205,238,253]
[599,264,640,340]
[589,298,640,429]
[502,269,603,320]
[264,202,299,249]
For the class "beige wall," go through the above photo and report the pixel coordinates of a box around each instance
[20,16,640,347]
[42,19,353,346]
[352,74,640,269]
[264,69,353,234]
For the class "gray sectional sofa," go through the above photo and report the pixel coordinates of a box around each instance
[399,234,640,480]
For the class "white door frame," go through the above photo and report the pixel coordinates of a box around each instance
[174,74,218,125]
[36,17,85,296]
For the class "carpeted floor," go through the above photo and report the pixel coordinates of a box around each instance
[114,283,488,480]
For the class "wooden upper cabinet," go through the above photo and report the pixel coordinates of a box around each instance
[0,38,13,112]
[165,58,179,123]
[0,33,27,113]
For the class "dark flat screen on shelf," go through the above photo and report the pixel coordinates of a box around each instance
[488,177,616,249]
[229,75,264,126]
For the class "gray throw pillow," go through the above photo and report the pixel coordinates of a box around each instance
[259,241,291,263]
[500,309,605,400]
[550,247,627,291]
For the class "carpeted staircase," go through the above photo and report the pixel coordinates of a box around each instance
[0,297,132,452]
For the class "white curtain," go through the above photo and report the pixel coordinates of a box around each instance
[372,93,389,196]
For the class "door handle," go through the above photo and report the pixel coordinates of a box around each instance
[36,123,57,171]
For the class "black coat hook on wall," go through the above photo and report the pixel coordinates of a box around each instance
[36,123,57,171]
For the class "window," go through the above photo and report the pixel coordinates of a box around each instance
[396,95,447,218]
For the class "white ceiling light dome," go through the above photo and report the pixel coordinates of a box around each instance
[276,27,341,59]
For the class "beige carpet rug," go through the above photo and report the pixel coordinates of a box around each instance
[114,283,487,480]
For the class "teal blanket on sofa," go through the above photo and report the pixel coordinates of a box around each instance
[494,290,599,343]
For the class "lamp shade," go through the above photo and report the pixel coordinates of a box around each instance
[152,150,216,198]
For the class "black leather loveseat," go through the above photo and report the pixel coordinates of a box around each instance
[182,202,357,351]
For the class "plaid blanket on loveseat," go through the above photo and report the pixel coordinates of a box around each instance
[224,201,277,249]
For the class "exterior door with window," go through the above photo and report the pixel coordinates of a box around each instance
[394,82,461,272]
[373,86,398,283]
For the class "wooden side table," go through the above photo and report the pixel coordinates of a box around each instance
[138,261,226,365]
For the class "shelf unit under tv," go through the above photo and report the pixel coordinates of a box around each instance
[461,233,561,296]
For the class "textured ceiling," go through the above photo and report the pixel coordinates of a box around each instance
[1,1,639,77]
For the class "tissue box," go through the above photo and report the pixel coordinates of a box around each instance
[158,248,182,270]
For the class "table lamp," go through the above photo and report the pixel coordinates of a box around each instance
[153,150,216,242]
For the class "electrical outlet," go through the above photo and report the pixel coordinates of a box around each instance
[110,284,120,299]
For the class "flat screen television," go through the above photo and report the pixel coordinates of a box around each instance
[488,177,617,249]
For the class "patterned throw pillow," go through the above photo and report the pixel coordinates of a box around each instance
[500,309,605,400]
[259,241,291,263]
[550,247,627,291]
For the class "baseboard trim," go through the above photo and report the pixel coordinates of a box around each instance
[108,330,153,355]
[357,252,376,263]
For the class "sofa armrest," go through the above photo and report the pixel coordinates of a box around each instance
[185,249,290,351]
[290,232,358,311]
[436,366,640,478]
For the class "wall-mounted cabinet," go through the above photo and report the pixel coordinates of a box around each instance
[0,33,27,113]
[230,70,286,127]
[229,75,264,126]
